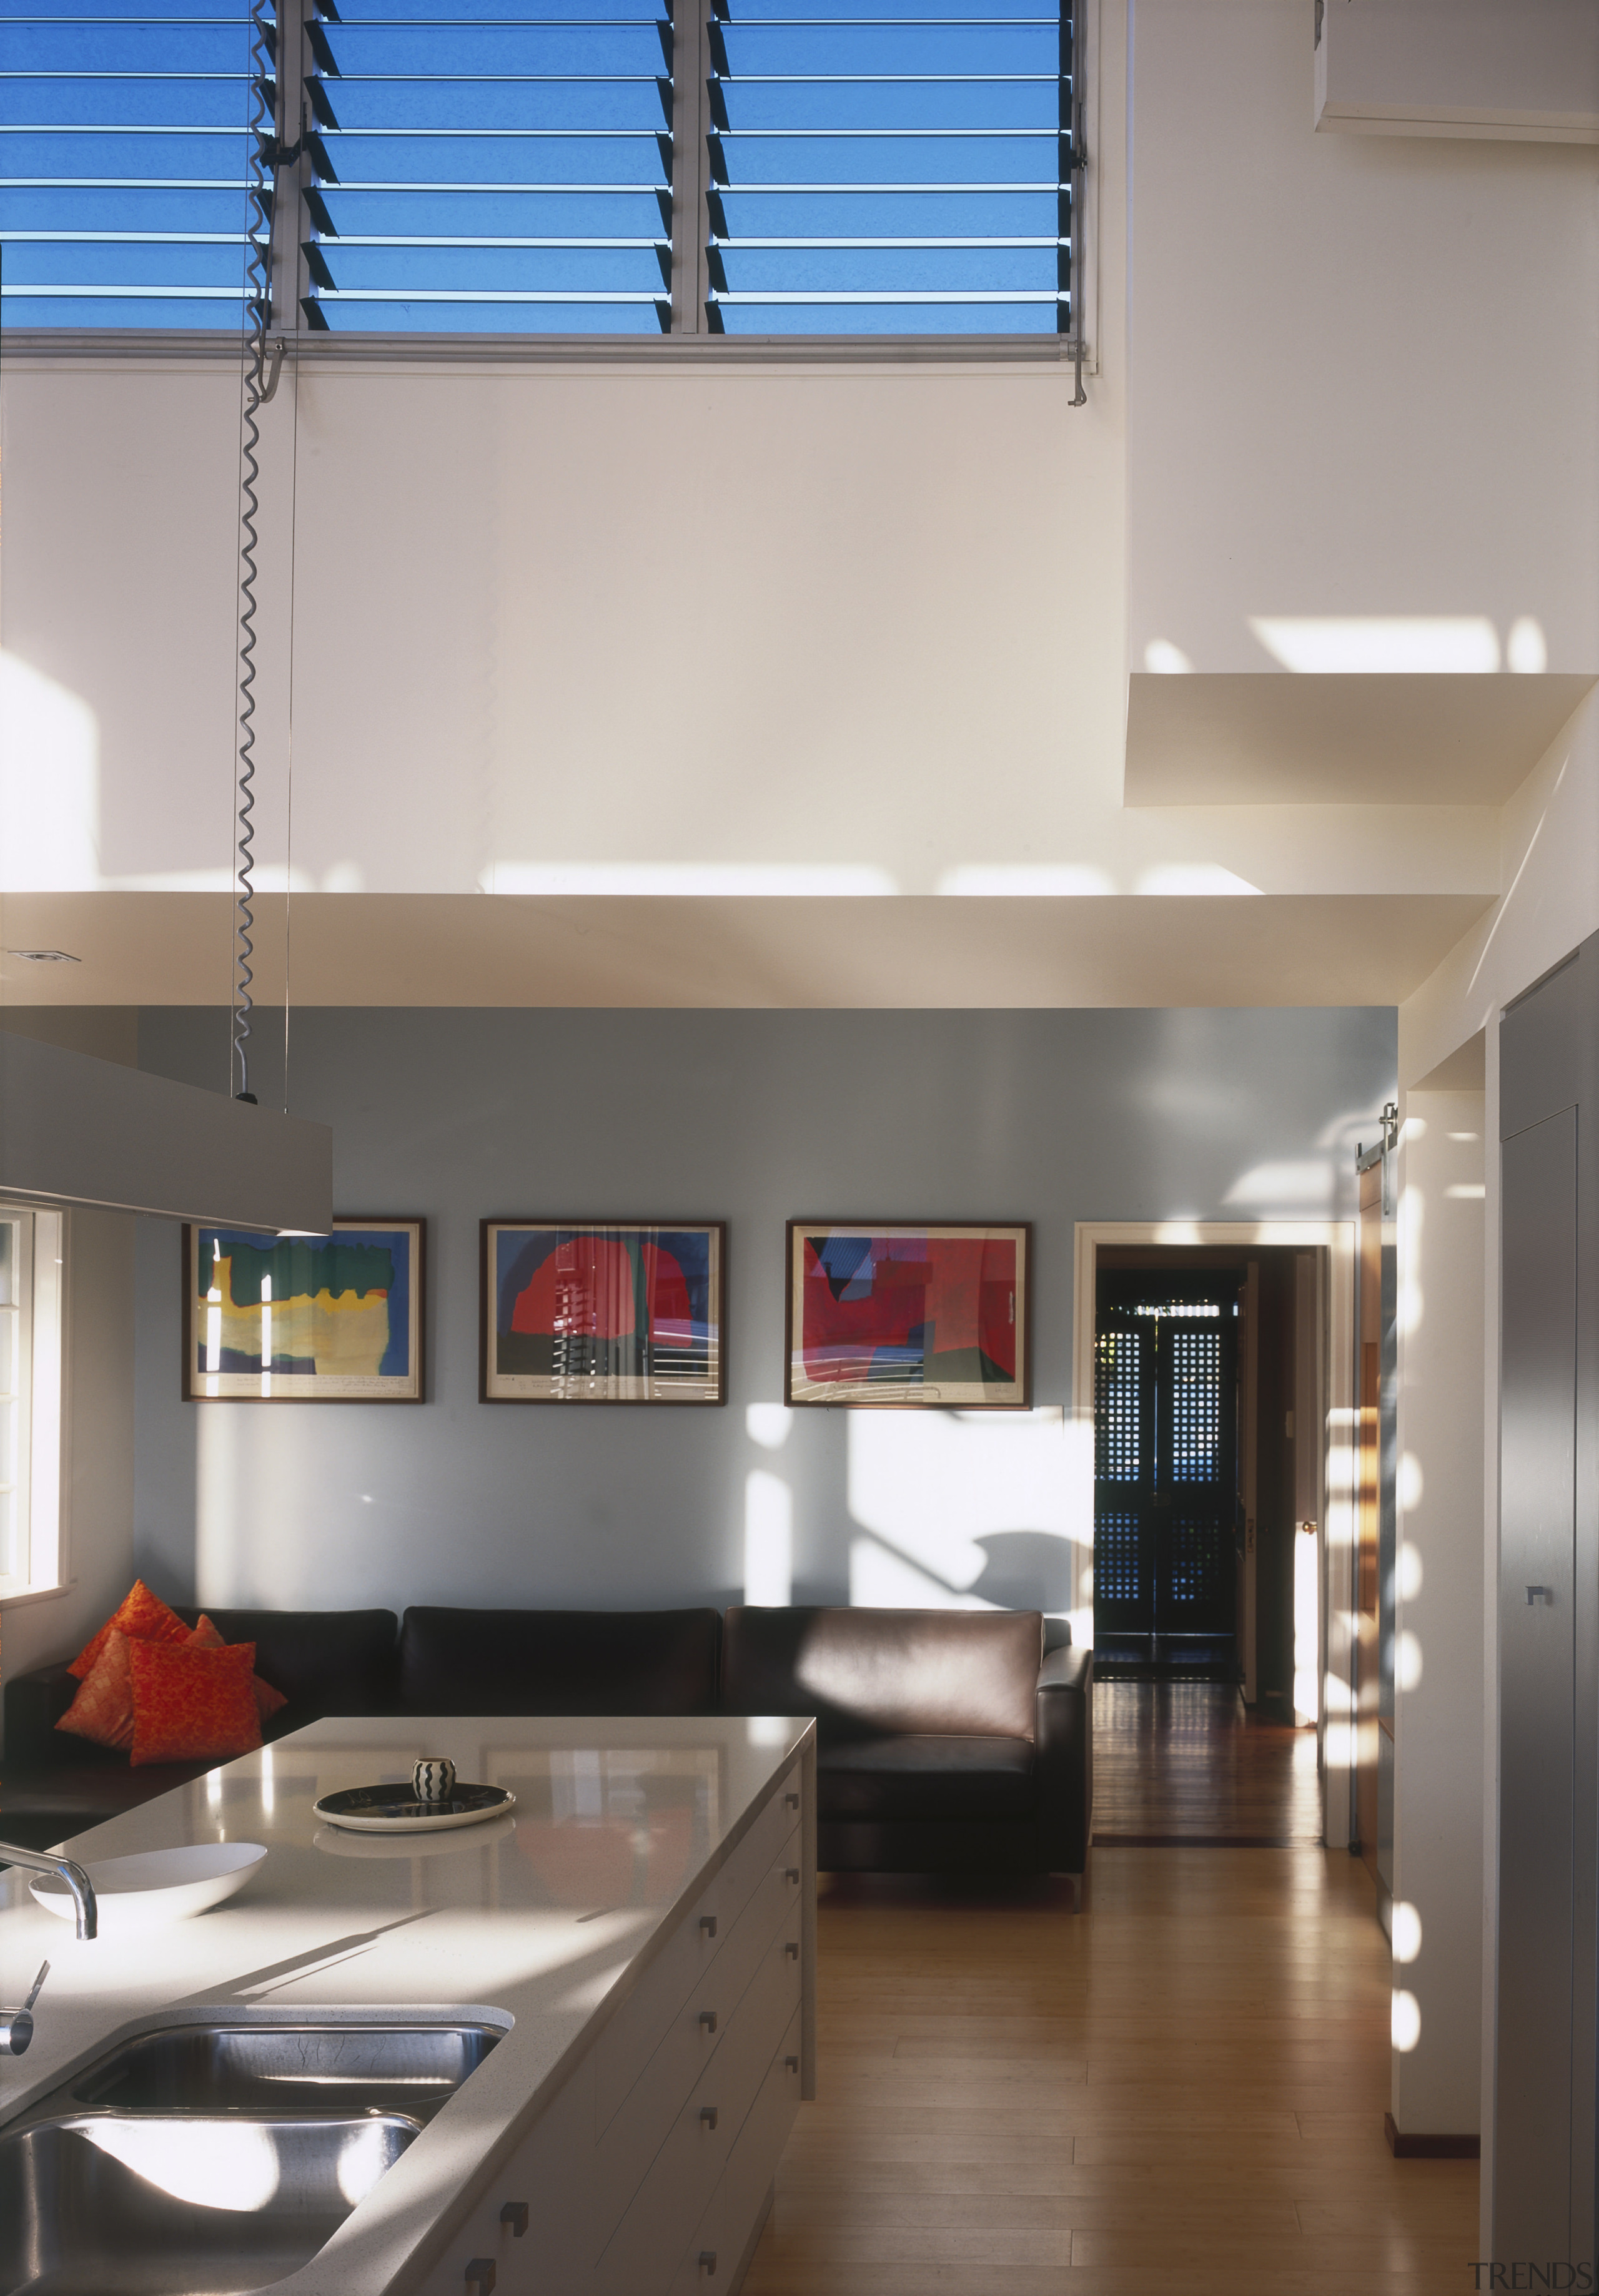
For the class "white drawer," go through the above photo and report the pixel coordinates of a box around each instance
[595,1835,801,2227]
[594,1907,803,2296]
[594,1766,801,2133]
[668,2005,804,2296]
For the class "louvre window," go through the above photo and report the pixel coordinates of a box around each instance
[0,0,261,328]
[298,0,675,334]
[1,0,1082,343]
[704,0,1074,336]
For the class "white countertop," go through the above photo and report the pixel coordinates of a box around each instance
[0,1713,814,2293]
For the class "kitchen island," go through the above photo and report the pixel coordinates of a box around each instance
[0,1713,817,2295]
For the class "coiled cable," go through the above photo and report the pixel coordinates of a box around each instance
[232,0,275,1103]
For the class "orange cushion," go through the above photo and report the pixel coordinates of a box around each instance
[56,1627,140,1751]
[190,1614,289,1725]
[68,1580,191,1681]
[129,1638,263,1768]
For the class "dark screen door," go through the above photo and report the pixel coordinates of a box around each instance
[1093,1274,1240,1661]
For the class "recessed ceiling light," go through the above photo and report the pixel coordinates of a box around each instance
[6,949,81,963]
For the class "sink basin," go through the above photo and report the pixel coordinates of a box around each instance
[0,2111,420,2294]
[73,2022,500,2122]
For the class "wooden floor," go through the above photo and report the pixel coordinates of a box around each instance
[1092,1679,1326,1846]
[743,1686,1477,2295]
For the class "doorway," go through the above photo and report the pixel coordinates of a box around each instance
[1074,1221,1356,1845]
[1092,1263,1242,1678]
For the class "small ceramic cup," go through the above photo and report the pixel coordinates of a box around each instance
[413,1756,457,1805]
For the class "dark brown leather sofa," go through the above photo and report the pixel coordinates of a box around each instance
[3,1602,1092,1890]
[721,1605,1093,1890]
[397,1606,723,1715]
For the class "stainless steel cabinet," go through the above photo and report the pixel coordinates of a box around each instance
[1496,939,1599,2270]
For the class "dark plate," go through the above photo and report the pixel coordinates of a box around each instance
[312,1783,517,1834]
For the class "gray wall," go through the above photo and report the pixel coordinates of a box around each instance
[132,1006,1396,1619]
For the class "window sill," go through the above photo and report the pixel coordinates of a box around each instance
[0,1579,77,1612]
[0,325,1096,375]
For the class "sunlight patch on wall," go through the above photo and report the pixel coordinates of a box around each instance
[935,864,1114,896]
[746,1403,793,1451]
[1249,616,1501,674]
[0,652,99,890]
[743,1469,793,1607]
[1222,1162,1335,1207]
[483,862,897,897]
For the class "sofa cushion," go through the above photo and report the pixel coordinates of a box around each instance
[129,1638,263,1768]
[399,1607,722,1716]
[818,1735,1036,1822]
[722,1606,1044,1743]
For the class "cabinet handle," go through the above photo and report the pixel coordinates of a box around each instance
[699,2252,718,2276]
[499,2202,528,2237]
[700,1914,718,1938]
[700,2104,719,2130]
[465,2263,496,2294]
[1527,1585,1555,1606]
[784,1941,800,1961]
[784,1867,800,1884]
[785,2055,800,2073]
[785,1792,800,1810]
[699,2009,718,2033]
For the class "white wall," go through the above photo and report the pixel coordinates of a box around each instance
[130,1003,1394,1622]
[1390,1093,1486,2137]
[5,0,1589,938]
[1128,0,1599,676]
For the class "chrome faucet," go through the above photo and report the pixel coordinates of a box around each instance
[0,1843,97,1940]
[0,1961,51,2056]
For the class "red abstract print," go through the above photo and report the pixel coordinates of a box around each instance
[800,1233,1017,1386]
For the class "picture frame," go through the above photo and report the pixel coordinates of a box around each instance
[182,1218,426,1403]
[785,1221,1032,1409]
[480,1220,727,1404]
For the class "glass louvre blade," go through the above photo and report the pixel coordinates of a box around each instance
[303,4,673,333]
[0,1,260,329]
[706,0,1072,337]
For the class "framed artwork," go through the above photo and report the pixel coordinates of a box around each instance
[785,1221,1031,1409]
[480,1221,726,1404]
[182,1218,425,1402]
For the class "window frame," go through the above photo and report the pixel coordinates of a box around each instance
[0,1203,66,1605]
[0,0,1097,370]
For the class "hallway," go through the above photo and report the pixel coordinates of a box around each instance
[743,1686,1475,2294]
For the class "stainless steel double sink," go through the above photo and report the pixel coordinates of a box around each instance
[0,2021,502,2294]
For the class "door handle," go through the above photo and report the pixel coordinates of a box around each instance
[1527,1585,1556,1606]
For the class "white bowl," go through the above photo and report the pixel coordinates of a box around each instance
[30,1842,268,1934]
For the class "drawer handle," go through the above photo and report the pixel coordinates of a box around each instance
[785,2055,800,2073]
[699,2252,718,2276]
[465,2263,496,2294]
[784,1867,800,1884]
[700,1914,718,1938]
[700,2104,719,2130]
[499,2202,528,2238]
[785,1792,800,1810]
[784,1941,800,1961]
[699,2009,718,2034]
